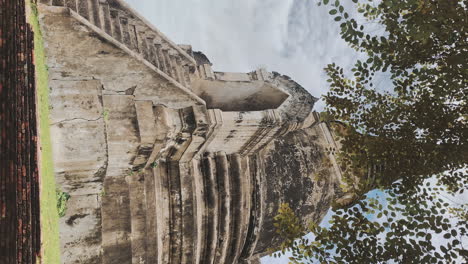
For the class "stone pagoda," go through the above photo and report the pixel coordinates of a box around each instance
[38,0,345,263]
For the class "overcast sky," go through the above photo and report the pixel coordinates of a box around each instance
[125,0,357,111]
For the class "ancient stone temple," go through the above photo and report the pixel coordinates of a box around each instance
[38,1,344,263]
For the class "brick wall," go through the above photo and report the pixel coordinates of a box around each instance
[0,0,41,263]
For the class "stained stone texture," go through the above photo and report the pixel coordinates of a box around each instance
[253,125,341,255]
[39,1,345,264]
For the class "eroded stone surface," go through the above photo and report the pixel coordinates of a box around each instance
[253,126,340,255]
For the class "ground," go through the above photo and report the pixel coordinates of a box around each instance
[28,1,61,263]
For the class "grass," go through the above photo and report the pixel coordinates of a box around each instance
[27,1,61,263]
[56,190,70,218]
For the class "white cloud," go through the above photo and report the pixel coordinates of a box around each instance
[124,0,357,111]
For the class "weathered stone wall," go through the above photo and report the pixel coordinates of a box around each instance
[0,1,40,263]
[252,125,340,255]
[38,5,201,263]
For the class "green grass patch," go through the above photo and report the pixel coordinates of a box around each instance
[56,190,71,218]
[27,1,61,263]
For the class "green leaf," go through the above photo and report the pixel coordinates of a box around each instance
[440,246,448,253]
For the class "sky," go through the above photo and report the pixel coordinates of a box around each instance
[124,0,358,111]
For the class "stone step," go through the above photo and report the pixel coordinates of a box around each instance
[239,110,283,156]
[172,54,187,87]
[39,0,52,4]
[64,0,76,11]
[135,27,149,57]
[133,100,157,169]
[153,162,171,264]
[232,156,254,263]
[126,18,140,52]
[154,38,169,76]
[101,176,132,264]
[147,38,161,69]
[165,131,194,264]
[193,153,252,264]
[199,63,215,80]
[98,0,112,35]
[119,16,132,48]
[109,8,122,42]
[179,162,196,264]
[101,94,140,264]
[161,46,176,80]
[170,52,184,85]
[51,0,64,6]
[238,155,264,262]
[129,19,152,59]
[181,63,192,88]
[191,159,208,264]
[143,105,175,168]
[200,155,219,264]
[135,101,157,145]
[127,172,147,264]
[76,0,89,20]
[88,0,101,28]
[102,95,140,175]
[143,168,158,263]
[226,154,250,263]
[214,151,232,264]
[135,104,194,263]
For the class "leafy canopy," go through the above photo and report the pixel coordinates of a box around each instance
[274,0,467,263]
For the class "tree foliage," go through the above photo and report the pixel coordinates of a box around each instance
[274,0,467,263]
[323,0,467,198]
[276,179,467,263]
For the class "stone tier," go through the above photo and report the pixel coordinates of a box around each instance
[94,101,247,263]
[92,100,263,263]
[132,154,257,264]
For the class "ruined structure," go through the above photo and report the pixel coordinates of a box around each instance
[38,1,344,263]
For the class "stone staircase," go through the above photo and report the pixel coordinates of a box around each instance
[40,0,197,90]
